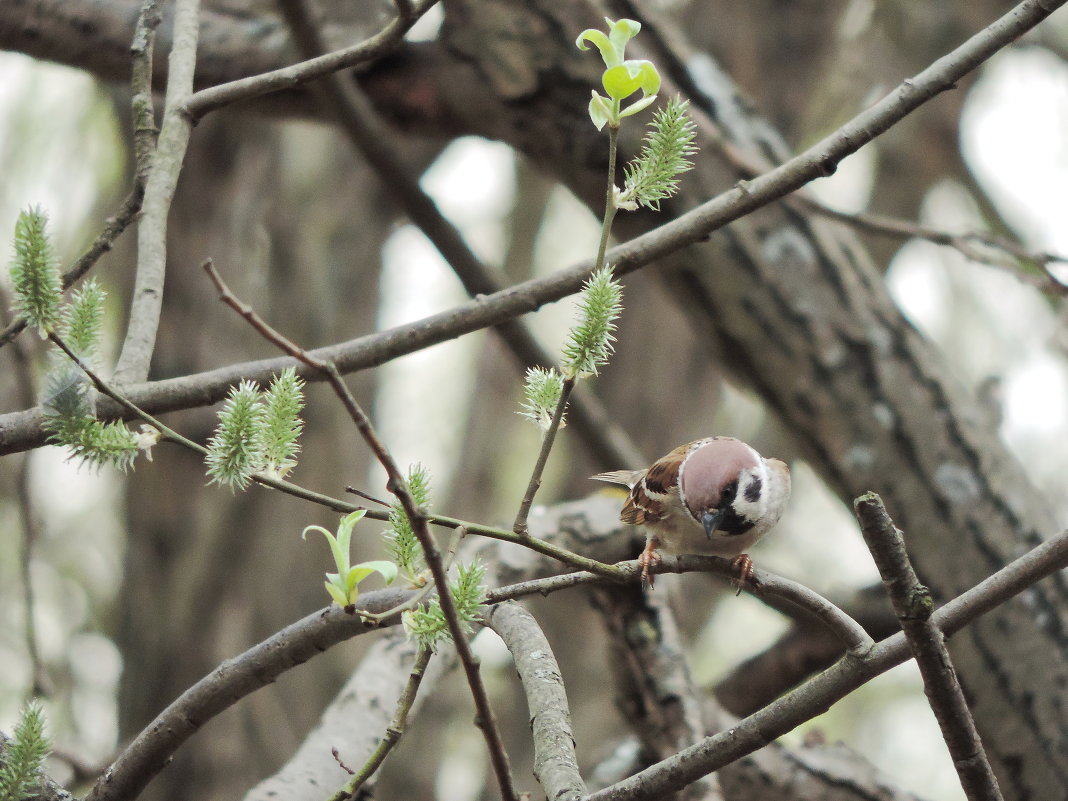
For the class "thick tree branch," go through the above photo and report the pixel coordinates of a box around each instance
[129,0,161,184]
[486,601,586,801]
[183,0,439,121]
[82,586,414,801]
[112,0,200,385]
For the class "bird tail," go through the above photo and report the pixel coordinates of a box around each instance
[589,469,641,488]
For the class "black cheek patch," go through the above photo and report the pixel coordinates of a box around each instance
[709,481,752,535]
[744,476,763,503]
[718,507,754,536]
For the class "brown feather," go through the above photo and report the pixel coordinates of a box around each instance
[642,441,691,495]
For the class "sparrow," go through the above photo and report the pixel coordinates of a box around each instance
[591,436,791,586]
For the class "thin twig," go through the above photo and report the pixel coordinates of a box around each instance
[795,196,1068,296]
[183,0,441,122]
[486,554,873,657]
[327,647,434,801]
[486,602,586,801]
[113,0,202,384]
[512,376,575,536]
[431,512,625,579]
[14,455,49,698]
[345,485,392,507]
[596,126,621,272]
[510,117,622,537]
[203,258,520,801]
[855,493,1004,801]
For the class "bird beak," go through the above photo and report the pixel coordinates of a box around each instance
[702,509,723,538]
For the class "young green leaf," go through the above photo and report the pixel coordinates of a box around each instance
[601,60,659,102]
[577,18,660,130]
[303,511,396,607]
[345,561,398,594]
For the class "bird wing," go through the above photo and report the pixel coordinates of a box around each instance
[620,443,689,525]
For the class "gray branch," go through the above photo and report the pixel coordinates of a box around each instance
[112,0,200,385]
[855,493,1003,801]
[486,601,587,801]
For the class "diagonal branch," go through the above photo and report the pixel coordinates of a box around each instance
[82,586,415,801]
[184,0,440,122]
[855,493,1003,801]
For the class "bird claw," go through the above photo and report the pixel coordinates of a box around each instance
[638,542,662,588]
[730,554,755,596]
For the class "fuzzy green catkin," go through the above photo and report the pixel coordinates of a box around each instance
[619,96,697,211]
[260,367,305,478]
[205,381,267,489]
[60,278,107,358]
[387,464,432,582]
[9,206,62,337]
[561,265,624,379]
[518,366,566,430]
[0,701,50,801]
[402,560,486,650]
